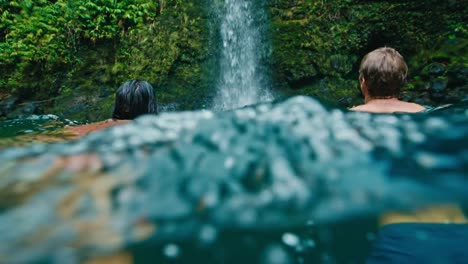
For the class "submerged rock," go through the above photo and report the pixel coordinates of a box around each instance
[429,77,449,101]
[0,95,18,118]
[0,96,467,263]
[422,63,446,77]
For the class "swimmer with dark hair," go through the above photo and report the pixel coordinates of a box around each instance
[68,80,158,138]
[112,80,158,120]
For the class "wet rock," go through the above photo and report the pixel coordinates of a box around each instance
[0,95,18,118]
[443,85,468,103]
[447,66,468,87]
[401,93,414,102]
[6,102,40,119]
[429,77,448,101]
[422,63,446,77]
[412,95,432,106]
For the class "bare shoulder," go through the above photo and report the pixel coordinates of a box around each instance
[407,102,426,113]
[397,101,426,113]
[350,101,426,114]
[67,119,129,138]
[349,104,374,112]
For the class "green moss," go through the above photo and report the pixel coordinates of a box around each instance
[1,0,211,121]
[270,19,319,85]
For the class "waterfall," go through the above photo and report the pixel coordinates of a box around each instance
[213,0,273,111]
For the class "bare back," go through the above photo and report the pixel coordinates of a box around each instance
[350,98,426,113]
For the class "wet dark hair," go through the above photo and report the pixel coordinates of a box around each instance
[112,80,158,120]
[359,47,408,98]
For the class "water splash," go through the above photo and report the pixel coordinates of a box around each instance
[1,97,467,263]
[213,0,273,111]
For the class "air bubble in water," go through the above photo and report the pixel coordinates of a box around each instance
[199,225,218,246]
[282,233,300,247]
[260,244,293,264]
[163,243,181,259]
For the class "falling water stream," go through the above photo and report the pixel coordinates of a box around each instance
[213,0,273,111]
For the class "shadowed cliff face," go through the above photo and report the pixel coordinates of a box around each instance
[0,96,467,263]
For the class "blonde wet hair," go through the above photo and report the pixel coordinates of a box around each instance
[359,47,408,98]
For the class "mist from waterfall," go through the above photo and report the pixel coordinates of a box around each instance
[213,0,273,111]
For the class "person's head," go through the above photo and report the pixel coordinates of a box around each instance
[112,80,158,120]
[359,47,408,100]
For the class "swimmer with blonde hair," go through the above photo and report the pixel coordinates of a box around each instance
[351,47,425,113]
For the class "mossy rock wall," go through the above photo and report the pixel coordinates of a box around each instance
[1,0,214,122]
[269,0,467,107]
